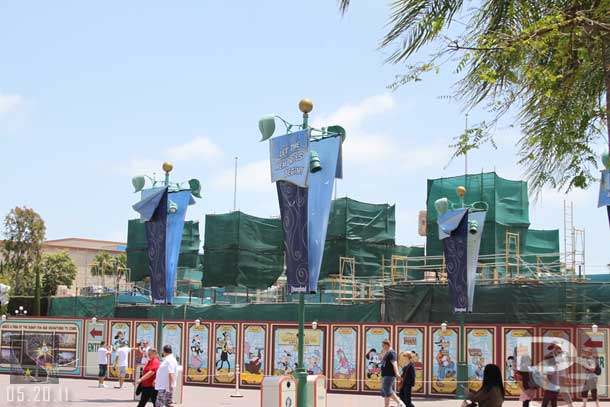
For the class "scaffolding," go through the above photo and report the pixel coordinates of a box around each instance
[563,201,586,279]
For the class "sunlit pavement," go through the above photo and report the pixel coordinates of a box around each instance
[0,376,608,406]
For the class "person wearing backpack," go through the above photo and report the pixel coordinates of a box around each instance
[581,347,600,407]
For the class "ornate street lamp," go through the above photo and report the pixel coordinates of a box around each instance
[258,98,345,406]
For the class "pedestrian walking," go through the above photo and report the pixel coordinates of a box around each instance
[97,341,111,388]
[515,355,538,407]
[581,347,601,407]
[136,349,160,407]
[398,351,415,407]
[155,344,178,407]
[463,363,504,407]
[115,342,132,389]
[379,339,406,407]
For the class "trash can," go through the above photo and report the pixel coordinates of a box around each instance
[306,375,326,407]
[261,375,296,407]
[174,366,184,406]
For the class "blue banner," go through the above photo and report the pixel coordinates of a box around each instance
[276,181,309,294]
[145,188,168,304]
[133,187,167,221]
[439,208,468,312]
[269,130,309,187]
[599,170,610,207]
[307,136,342,293]
[466,210,486,312]
[165,190,193,304]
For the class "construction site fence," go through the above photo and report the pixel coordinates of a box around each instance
[2,317,610,398]
[385,280,610,324]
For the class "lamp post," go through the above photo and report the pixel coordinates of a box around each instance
[456,186,467,400]
[15,306,28,316]
[295,99,312,407]
[258,98,344,407]
[133,161,203,352]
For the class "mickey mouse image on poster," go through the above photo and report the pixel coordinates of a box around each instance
[366,348,381,378]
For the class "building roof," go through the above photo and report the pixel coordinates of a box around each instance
[43,238,125,252]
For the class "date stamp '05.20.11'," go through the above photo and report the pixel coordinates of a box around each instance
[1,385,72,405]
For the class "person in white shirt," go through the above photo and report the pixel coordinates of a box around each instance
[114,342,132,389]
[155,344,179,407]
[97,341,111,388]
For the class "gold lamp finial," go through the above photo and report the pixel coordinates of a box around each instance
[456,186,466,199]
[162,161,174,174]
[299,98,313,114]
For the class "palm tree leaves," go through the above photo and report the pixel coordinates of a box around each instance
[339,0,610,192]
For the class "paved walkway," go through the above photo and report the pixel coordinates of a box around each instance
[0,376,607,406]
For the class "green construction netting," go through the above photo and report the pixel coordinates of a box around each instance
[384,282,610,324]
[114,302,381,322]
[427,221,528,259]
[327,197,396,243]
[425,172,560,274]
[522,229,560,267]
[49,295,116,318]
[126,219,201,281]
[426,172,530,226]
[320,240,425,279]
[426,222,560,273]
[202,212,284,288]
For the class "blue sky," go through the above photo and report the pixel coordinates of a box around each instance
[0,2,607,273]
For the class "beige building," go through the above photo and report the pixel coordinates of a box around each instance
[42,238,126,295]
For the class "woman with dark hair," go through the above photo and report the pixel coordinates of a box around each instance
[462,363,505,407]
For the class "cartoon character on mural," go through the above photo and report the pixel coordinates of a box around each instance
[244,348,263,375]
[216,331,234,373]
[190,334,205,371]
[113,331,128,349]
[241,325,265,385]
[277,349,295,375]
[366,348,382,378]
[336,349,352,375]
[431,328,459,395]
[435,342,456,381]
[186,324,209,383]
[307,350,322,375]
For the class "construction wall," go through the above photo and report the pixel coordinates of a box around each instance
[0,317,608,399]
[385,282,610,324]
[425,172,560,275]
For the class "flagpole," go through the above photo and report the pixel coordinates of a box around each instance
[456,186,467,400]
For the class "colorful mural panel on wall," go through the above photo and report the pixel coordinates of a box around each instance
[363,325,391,392]
[430,326,459,395]
[213,324,238,384]
[466,327,495,391]
[241,324,266,386]
[503,327,534,397]
[186,322,210,384]
[397,326,426,394]
[331,326,358,391]
[272,327,325,377]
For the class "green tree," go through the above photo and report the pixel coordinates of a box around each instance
[90,252,127,287]
[1,207,46,295]
[41,251,78,296]
[339,0,610,192]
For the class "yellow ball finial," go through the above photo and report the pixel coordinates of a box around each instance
[299,98,313,114]
[162,162,174,174]
[456,186,466,199]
